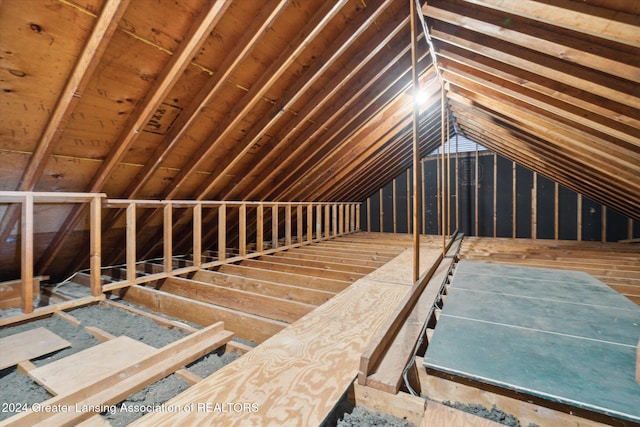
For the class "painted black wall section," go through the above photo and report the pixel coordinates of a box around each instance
[361,151,637,242]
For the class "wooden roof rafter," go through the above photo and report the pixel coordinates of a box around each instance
[34,0,233,275]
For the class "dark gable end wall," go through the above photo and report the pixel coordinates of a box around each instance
[360,151,637,242]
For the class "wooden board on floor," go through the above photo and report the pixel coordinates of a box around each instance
[0,327,71,370]
[128,244,442,426]
[29,336,158,395]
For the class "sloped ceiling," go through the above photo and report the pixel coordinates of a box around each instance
[0,0,638,280]
[422,0,640,221]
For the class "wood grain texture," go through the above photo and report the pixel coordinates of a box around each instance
[29,336,157,395]
[0,327,71,370]
[421,401,503,427]
[131,278,411,426]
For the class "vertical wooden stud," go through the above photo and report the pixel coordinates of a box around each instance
[163,203,172,273]
[407,169,413,234]
[493,153,497,238]
[474,143,479,237]
[601,206,607,243]
[239,204,247,256]
[324,204,330,238]
[218,204,226,260]
[338,204,344,235]
[257,204,264,252]
[420,161,425,234]
[577,194,582,241]
[412,0,422,280]
[193,203,202,267]
[531,172,537,239]
[126,203,136,281]
[391,179,397,233]
[297,205,303,243]
[455,133,459,231]
[21,194,34,314]
[332,204,338,237]
[436,153,441,235]
[629,218,634,240]
[272,204,279,249]
[316,204,323,239]
[554,182,559,240]
[285,204,292,247]
[307,203,313,243]
[512,161,516,239]
[356,204,361,231]
[379,188,384,232]
[367,198,371,233]
[90,196,102,297]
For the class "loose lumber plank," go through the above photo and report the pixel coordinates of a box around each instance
[54,310,81,327]
[0,327,71,370]
[3,322,233,426]
[100,299,198,333]
[130,241,443,426]
[365,254,455,393]
[156,276,315,324]
[217,263,350,293]
[83,326,117,343]
[28,336,158,396]
[0,296,104,328]
[16,360,36,376]
[118,284,285,343]
[192,269,334,306]
[421,401,503,427]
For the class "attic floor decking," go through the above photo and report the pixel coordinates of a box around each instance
[130,233,442,426]
[424,260,640,424]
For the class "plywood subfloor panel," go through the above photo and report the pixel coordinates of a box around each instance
[132,247,441,426]
[0,327,71,370]
[28,335,158,396]
[424,261,640,423]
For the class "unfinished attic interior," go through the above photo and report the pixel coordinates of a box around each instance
[0,0,639,425]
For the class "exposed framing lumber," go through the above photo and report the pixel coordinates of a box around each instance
[3,322,233,426]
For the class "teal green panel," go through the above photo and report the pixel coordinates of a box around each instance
[442,288,640,346]
[455,260,600,285]
[424,315,640,422]
[451,271,638,310]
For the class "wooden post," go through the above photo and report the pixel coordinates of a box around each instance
[239,204,246,256]
[577,194,582,241]
[554,182,559,240]
[21,194,34,314]
[163,203,172,273]
[407,169,413,234]
[393,178,397,233]
[474,143,479,237]
[436,154,441,235]
[455,133,459,231]
[512,161,517,239]
[272,204,279,249]
[446,111,451,238]
[257,204,264,252]
[493,153,497,238]
[367,198,371,233]
[307,203,313,242]
[285,204,292,247]
[324,204,330,238]
[218,204,226,260]
[420,161,425,234]
[316,204,322,239]
[356,204,361,231]
[297,205,303,243]
[601,205,607,243]
[90,196,102,297]
[339,203,345,235]
[531,172,537,239]
[629,218,634,240]
[411,0,421,281]
[193,203,202,267]
[126,203,136,281]
[379,188,384,232]
[332,204,338,237]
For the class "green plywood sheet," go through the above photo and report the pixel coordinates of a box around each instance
[426,315,640,422]
[425,261,640,423]
[442,289,639,346]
